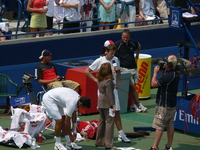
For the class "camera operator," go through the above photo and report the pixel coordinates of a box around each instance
[35,50,80,93]
[150,55,180,150]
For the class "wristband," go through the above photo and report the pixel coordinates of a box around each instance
[72,123,77,133]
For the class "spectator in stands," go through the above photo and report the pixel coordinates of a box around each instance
[116,0,136,28]
[53,0,64,29]
[85,43,131,143]
[0,29,6,41]
[82,0,97,32]
[150,55,179,150]
[95,62,116,150]
[115,29,147,113]
[60,0,84,34]
[35,50,80,93]
[27,0,48,37]
[153,0,168,23]
[0,22,12,40]
[191,0,200,14]
[137,0,157,25]
[98,0,116,30]
[46,0,55,36]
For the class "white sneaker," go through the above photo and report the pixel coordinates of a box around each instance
[54,142,67,150]
[71,142,82,149]
[118,134,131,143]
[129,105,142,113]
[66,142,72,150]
[162,145,173,150]
[138,103,147,112]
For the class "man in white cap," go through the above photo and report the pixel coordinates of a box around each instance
[35,50,80,92]
[85,41,131,143]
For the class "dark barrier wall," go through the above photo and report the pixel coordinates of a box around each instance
[0,24,199,104]
[0,46,199,98]
[1,24,199,66]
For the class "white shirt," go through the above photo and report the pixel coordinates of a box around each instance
[47,0,55,17]
[53,2,64,23]
[61,0,84,21]
[43,87,79,117]
[89,56,120,84]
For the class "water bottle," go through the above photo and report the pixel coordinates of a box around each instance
[31,137,36,149]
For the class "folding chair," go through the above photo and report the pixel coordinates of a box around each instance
[0,73,18,113]
[10,94,31,132]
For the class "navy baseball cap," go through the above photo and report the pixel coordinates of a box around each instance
[39,50,52,59]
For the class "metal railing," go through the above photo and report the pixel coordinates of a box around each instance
[0,17,168,40]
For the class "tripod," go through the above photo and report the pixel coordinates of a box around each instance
[17,73,37,104]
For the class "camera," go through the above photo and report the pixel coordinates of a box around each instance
[158,59,166,70]
[22,72,36,83]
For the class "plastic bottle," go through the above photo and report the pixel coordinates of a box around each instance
[38,133,43,143]
[31,137,36,149]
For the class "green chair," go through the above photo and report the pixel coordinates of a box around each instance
[0,73,18,105]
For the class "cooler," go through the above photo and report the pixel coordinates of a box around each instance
[65,66,98,114]
[136,54,152,99]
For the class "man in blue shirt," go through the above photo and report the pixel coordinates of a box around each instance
[150,55,180,150]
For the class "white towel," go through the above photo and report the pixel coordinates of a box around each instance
[10,108,29,130]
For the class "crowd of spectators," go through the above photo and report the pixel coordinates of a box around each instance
[25,0,168,36]
[1,0,199,38]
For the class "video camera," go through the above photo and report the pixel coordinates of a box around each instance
[156,58,191,74]
[22,72,36,84]
[158,59,166,70]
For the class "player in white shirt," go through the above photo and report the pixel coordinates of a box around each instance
[42,87,91,150]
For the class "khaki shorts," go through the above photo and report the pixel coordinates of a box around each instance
[152,106,176,130]
[47,80,80,90]
[120,68,138,85]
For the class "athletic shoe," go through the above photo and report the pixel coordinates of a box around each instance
[118,133,131,143]
[138,103,147,112]
[150,147,159,150]
[54,142,67,150]
[162,145,173,150]
[66,144,71,150]
[129,105,142,112]
[71,142,82,149]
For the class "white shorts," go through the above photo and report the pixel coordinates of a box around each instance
[42,93,64,120]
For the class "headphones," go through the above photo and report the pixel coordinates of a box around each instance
[165,55,176,68]
[165,60,173,68]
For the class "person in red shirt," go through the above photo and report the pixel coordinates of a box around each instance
[35,50,80,93]
[27,0,48,37]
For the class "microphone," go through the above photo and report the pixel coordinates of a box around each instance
[112,60,118,71]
